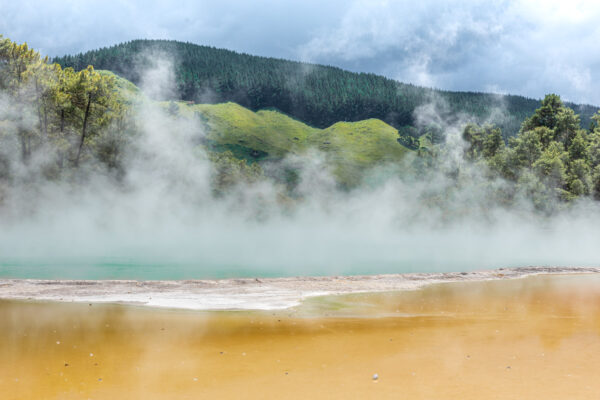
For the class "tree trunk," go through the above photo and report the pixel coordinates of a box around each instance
[43,102,48,139]
[19,131,29,163]
[60,109,65,134]
[75,93,92,166]
[34,78,48,140]
[17,112,30,163]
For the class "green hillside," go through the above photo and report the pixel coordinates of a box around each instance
[167,100,411,186]
[4,35,600,207]
[54,39,599,145]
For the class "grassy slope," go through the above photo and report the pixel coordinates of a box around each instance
[309,119,409,184]
[98,70,140,95]
[170,101,411,185]
[194,103,318,157]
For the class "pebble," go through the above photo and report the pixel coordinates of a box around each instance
[372,373,379,380]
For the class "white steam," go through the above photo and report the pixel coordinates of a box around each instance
[0,58,599,280]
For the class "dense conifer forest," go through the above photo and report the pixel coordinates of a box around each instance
[54,40,599,148]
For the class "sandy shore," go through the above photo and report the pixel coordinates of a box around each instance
[1,266,599,310]
[2,273,600,399]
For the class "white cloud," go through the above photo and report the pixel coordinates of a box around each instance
[297,0,600,104]
[2,0,600,104]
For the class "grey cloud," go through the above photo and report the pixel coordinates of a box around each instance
[298,0,600,104]
[2,0,600,104]
[0,0,337,58]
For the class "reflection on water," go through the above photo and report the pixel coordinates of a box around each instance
[1,274,600,399]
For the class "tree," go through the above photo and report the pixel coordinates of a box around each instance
[1,36,126,174]
[593,165,600,200]
[533,142,567,189]
[567,159,591,196]
[531,126,554,149]
[23,59,62,141]
[70,66,117,166]
[588,130,600,168]
[510,129,543,168]
[462,123,484,160]
[555,107,581,147]
[462,123,504,160]
[0,38,45,161]
[482,126,504,158]
[520,94,582,149]
[521,94,563,132]
[568,131,588,161]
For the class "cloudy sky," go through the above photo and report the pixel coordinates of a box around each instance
[2,0,600,105]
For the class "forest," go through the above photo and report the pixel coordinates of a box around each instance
[461,94,600,209]
[53,40,599,148]
[0,37,128,175]
[2,35,600,210]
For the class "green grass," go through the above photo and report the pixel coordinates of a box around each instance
[193,103,317,158]
[98,70,141,98]
[161,101,413,186]
[311,119,411,184]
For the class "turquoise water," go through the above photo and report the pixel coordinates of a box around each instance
[0,254,471,280]
[0,259,286,280]
[0,256,513,280]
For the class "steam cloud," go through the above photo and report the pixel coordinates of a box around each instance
[1,57,599,280]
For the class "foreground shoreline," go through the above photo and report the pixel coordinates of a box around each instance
[3,272,600,399]
[1,266,599,310]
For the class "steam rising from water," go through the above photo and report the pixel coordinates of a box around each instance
[1,59,599,279]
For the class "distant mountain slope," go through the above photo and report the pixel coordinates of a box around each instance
[55,40,599,144]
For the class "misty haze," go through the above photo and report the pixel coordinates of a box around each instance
[1,49,599,280]
[1,2,600,399]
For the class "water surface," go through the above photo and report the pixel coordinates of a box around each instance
[2,274,600,399]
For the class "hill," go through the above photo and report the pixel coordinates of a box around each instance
[53,40,599,146]
[166,101,411,186]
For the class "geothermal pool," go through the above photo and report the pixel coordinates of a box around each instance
[1,273,600,399]
[0,257,492,280]
[1,257,597,281]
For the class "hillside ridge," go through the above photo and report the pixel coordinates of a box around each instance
[54,39,600,145]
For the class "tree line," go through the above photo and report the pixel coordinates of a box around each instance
[462,94,600,209]
[53,39,599,148]
[5,36,600,208]
[0,36,261,195]
[0,35,129,179]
